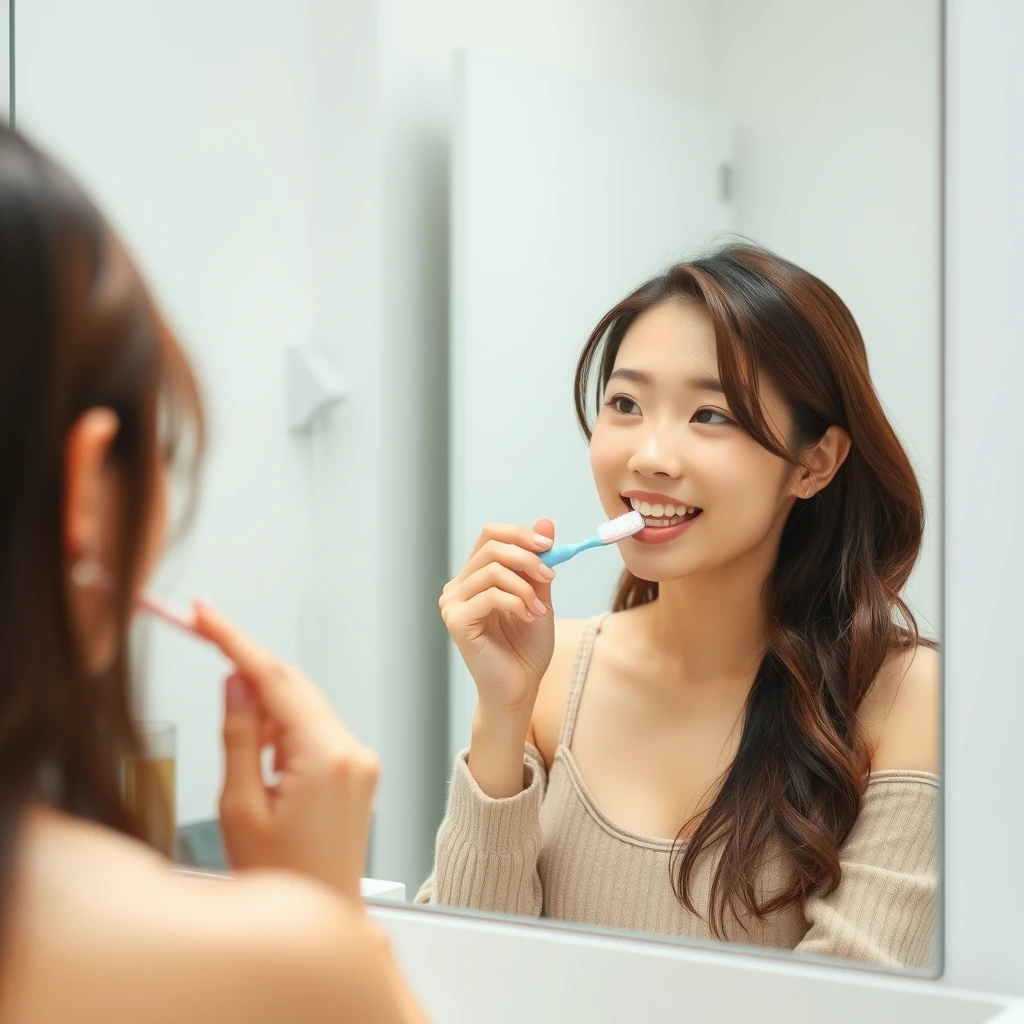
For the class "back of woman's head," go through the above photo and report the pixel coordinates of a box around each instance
[575,242,928,934]
[0,125,203,889]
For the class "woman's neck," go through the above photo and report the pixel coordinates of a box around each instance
[640,553,774,688]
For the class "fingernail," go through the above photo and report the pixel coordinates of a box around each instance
[533,534,553,550]
[524,611,535,623]
[532,598,547,616]
[537,564,556,581]
[226,675,252,709]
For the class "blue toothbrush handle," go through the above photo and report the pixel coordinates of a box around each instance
[540,535,600,568]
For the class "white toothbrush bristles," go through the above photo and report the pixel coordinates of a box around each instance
[597,509,645,543]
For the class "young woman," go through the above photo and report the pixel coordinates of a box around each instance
[0,125,425,1022]
[419,244,938,970]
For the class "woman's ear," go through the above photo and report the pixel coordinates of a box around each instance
[64,408,120,562]
[791,425,851,500]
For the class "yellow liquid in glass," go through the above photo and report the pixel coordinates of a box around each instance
[125,756,176,857]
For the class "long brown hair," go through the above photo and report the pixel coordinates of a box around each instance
[0,125,204,913]
[575,243,928,936]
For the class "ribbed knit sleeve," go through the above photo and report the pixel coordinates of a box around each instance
[414,745,547,917]
[797,771,938,969]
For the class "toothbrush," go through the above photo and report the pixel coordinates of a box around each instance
[85,563,200,637]
[540,510,645,569]
[137,591,199,636]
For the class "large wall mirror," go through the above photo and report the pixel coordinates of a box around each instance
[439,0,941,977]
[16,0,942,981]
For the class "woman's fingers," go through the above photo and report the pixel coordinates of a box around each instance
[448,562,547,618]
[193,601,334,737]
[468,523,553,560]
[193,601,284,688]
[445,540,555,597]
[442,587,537,633]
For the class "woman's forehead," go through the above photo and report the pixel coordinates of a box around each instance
[613,299,718,381]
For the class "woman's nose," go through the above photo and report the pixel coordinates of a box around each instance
[627,427,684,479]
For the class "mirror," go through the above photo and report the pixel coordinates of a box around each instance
[431,0,941,976]
[15,0,940,980]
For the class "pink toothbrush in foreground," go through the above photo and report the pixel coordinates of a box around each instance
[78,562,200,637]
[136,591,199,636]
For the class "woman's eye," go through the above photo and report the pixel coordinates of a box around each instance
[607,395,640,416]
[693,408,734,426]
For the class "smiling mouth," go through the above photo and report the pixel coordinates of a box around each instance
[621,496,703,528]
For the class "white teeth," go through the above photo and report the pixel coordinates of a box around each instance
[625,498,699,520]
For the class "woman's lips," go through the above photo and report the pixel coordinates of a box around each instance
[620,495,702,544]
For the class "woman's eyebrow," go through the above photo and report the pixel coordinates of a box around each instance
[608,367,724,394]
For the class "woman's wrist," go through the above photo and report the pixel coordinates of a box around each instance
[467,714,531,798]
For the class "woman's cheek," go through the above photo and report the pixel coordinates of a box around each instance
[590,428,623,489]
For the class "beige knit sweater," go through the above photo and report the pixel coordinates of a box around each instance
[417,619,938,970]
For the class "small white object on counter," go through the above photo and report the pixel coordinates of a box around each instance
[360,878,406,902]
[174,866,406,902]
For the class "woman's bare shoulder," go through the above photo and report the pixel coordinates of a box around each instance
[2,809,413,1024]
[528,618,587,765]
[859,643,940,775]
[528,610,645,764]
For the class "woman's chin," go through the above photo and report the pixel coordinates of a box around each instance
[620,555,697,585]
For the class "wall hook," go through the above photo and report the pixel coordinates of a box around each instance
[286,345,346,432]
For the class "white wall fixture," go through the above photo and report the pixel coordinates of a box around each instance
[286,344,346,432]
[360,878,407,902]
[174,868,406,902]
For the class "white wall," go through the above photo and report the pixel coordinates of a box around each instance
[377,0,715,102]
[1,1,8,117]
[944,0,1024,996]
[708,0,942,632]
